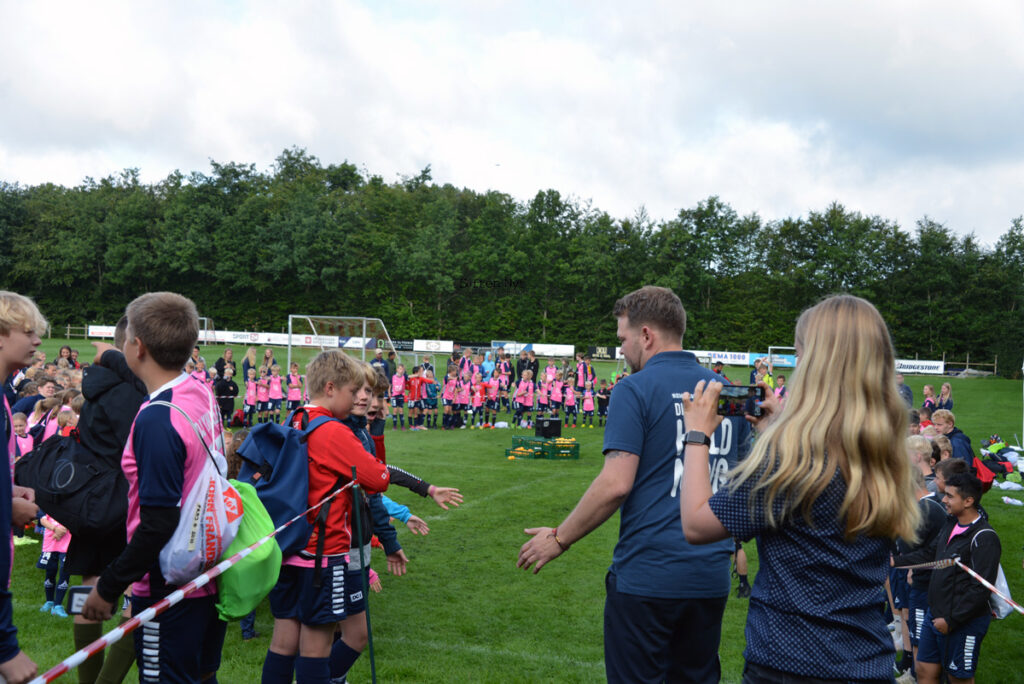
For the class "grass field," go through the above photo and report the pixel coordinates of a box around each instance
[13,341,1024,682]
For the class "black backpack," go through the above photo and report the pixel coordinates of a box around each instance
[15,430,128,536]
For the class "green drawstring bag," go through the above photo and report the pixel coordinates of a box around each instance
[216,480,282,621]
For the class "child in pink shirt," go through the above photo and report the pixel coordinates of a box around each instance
[286,363,304,412]
[582,381,596,428]
[268,364,285,424]
[244,368,258,427]
[256,366,271,424]
[514,370,535,428]
[39,514,72,617]
[549,372,564,419]
[441,367,458,430]
[470,373,486,428]
[563,379,578,428]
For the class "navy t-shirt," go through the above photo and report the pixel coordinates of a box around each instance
[709,466,893,680]
[602,350,750,599]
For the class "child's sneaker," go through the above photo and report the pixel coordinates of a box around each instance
[40,601,55,613]
[589,424,594,428]
[51,605,69,618]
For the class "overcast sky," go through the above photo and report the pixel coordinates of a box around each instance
[2,1,1022,243]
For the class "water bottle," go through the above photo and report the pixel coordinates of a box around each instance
[1001,496,1023,506]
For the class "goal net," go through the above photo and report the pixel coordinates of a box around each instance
[286,315,404,372]
[766,346,798,369]
[197,317,216,346]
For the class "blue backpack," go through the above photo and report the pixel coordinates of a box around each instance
[235,410,342,558]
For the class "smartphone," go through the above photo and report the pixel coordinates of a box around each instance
[717,385,766,417]
[67,586,93,615]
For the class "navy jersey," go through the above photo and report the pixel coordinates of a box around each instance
[603,351,750,599]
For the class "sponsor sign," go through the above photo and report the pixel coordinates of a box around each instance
[896,359,945,375]
[87,325,116,338]
[588,345,619,361]
[414,339,454,354]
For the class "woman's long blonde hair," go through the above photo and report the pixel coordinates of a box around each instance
[730,295,920,541]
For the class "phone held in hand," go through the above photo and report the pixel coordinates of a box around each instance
[717,385,766,417]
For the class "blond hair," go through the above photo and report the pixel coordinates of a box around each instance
[931,408,954,425]
[306,350,361,398]
[126,292,199,370]
[730,295,920,542]
[906,435,932,464]
[0,291,48,337]
[358,361,378,388]
[933,435,952,458]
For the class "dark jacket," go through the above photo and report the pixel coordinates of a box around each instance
[78,351,147,465]
[947,427,974,465]
[895,515,1001,631]
[894,494,948,590]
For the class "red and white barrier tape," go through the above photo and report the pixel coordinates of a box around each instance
[894,557,1021,616]
[30,480,356,684]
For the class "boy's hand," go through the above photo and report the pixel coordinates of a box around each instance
[0,650,38,684]
[81,587,116,622]
[405,515,429,535]
[53,526,67,541]
[11,485,34,503]
[386,550,408,576]
[91,341,118,364]
[429,486,463,510]
[11,499,38,528]
[932,617,949,635]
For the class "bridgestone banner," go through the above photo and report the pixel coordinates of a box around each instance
[896,359,945,374]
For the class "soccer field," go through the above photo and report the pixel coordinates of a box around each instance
[15,342,1024,682]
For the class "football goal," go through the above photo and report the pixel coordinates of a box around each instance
[286,315,403,372]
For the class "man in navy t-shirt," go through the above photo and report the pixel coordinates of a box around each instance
[518,286,750,682]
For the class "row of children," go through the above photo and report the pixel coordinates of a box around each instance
[387,362,616,430]
[184,357,307,427]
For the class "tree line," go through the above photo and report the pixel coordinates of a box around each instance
[2,148,1022,376]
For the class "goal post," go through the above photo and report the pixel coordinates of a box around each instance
[286,315,404,372]
[197,317,216,346]
[766,346,798,369]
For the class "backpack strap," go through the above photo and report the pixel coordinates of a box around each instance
[147,400,223,476]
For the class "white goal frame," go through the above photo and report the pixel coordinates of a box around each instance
[286,315,402,371]
[766,346,798,369]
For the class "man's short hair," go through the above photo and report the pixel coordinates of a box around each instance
[125,292,199,370]
[0,291,48,338]
[306,350,361,398]
[945,472,983,506]
[932,409,955,425]
[935,457,967,480]
[612,286,686,342]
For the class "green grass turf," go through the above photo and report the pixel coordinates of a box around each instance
[15,343,1024,682]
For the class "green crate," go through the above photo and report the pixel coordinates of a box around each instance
[506,446,540,459]
[543,443,580,460]
[512,435,548,448]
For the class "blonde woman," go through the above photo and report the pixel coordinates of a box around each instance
[241,346,258,381]
[679,295,920,683]
[936,382,953,411]
[921,384,937,411]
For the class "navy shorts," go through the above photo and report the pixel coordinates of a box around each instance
[269,398,283,411]
[604,572,726,683]
[391,396,405,407]
[286,399,301,411]
[916,608,990,678]
[243,403,256,416]
[550,400,562,410]
[890,567,909,611]
[131,593,226,684]
[598,405,608,417]
[257,401,271,412]
[269,557,360,626]
[907,586,929,647]
[442,398,452,407]
[487,399,500,411]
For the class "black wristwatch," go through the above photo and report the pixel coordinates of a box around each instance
[683,430,711,447]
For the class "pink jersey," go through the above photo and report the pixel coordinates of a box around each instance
[582,390,595,412]
[245,380,258,406]
[41,515,71,554]
[391,374,406,397]
[442,377,457,401]
[190,370,206,384]
[287,373,303,401]
[545,364,557,381]
[420,378,431,401]
[122,374,224,598]
[14,434,32,458]
[486,378,499,400]
[256,377,270,402]
[42,407,69,441]
[536,381,549,406]
[456,379,471,405]
[268,375,284,400]
[516,379,534,408]
[550,381,564,403]
[472,384,486,407]
[564,385,576,405]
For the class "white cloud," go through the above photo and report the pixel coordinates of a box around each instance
[1,0,1022,242]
